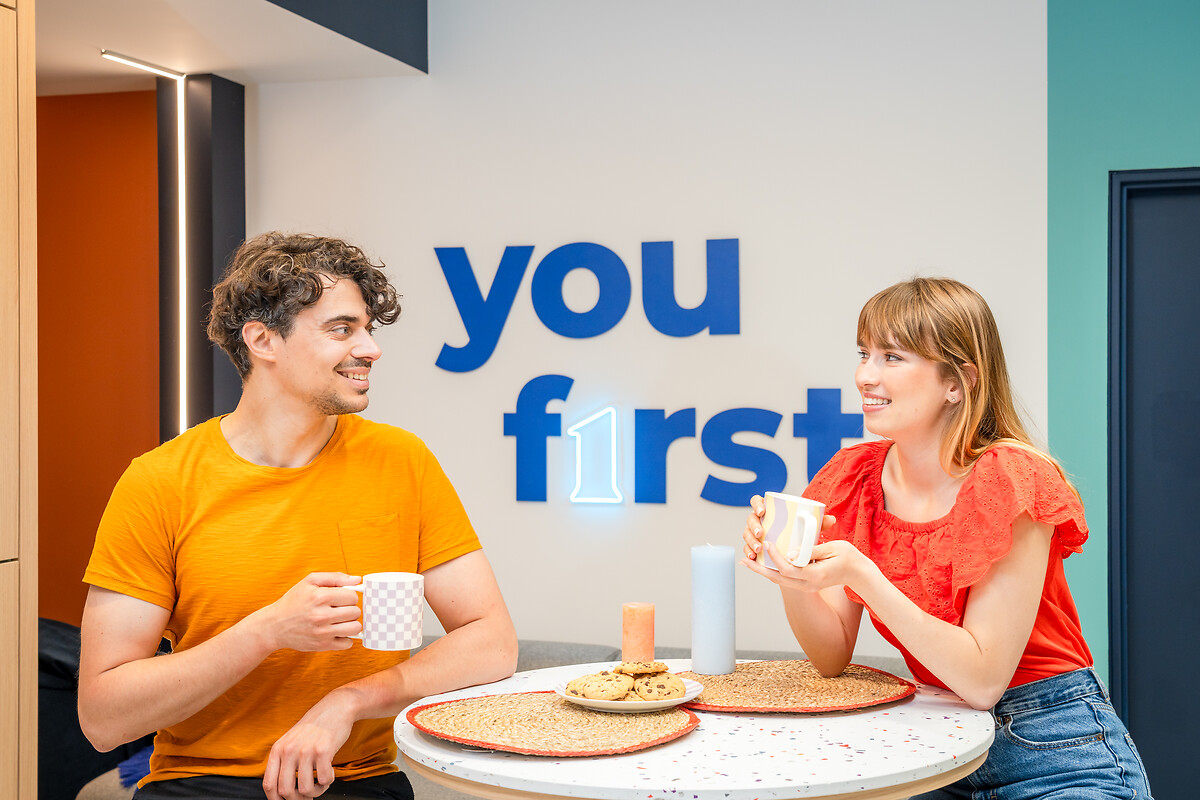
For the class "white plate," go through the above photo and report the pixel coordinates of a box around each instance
[554,677,704,713]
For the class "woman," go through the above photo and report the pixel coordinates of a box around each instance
[742,278,1152,799]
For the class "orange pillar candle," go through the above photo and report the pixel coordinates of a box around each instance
[621,602,655,662]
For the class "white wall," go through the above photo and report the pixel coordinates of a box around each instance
[247,0,1047,659]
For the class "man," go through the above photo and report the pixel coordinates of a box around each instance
[78,232,518,800]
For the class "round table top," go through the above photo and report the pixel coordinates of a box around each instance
[395,659,994,800]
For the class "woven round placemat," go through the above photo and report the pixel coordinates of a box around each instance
[406,691,700,756]
[678,660,915,713]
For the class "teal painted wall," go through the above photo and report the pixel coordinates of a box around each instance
[1049,0,1200,682]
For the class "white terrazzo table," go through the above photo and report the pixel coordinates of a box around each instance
[396,659,994,800]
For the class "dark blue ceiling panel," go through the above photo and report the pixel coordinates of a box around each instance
[265,0,427,73]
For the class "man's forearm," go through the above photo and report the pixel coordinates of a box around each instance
[79,607,276,751]
[330,612,519,722]
[80,573,364,752]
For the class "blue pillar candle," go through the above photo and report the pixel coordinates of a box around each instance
[691,544,736,675]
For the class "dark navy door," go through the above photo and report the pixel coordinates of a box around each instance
[1109,167,1200,798]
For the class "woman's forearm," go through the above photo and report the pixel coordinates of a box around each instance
[848,572,1010,708]
[845,517,1051,712]
[779,585,861,676]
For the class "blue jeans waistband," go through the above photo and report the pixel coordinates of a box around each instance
[993,667,1107,716]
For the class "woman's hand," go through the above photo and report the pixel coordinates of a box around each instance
[739,498,863,675]
[741,495,836,566]
[741,494,769,560]
[755,539,870,592]
[742,525,869,593]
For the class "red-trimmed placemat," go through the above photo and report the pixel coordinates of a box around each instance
[678,660,915,713]
[406,691,700,756]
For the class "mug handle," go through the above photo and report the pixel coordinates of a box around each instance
[788,514,816,566]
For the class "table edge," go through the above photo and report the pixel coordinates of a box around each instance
[402,751,989,800]
[397,660,994,800]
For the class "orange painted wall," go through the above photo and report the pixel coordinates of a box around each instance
[37,91,159,626]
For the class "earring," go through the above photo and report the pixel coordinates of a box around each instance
[949,397,959,404]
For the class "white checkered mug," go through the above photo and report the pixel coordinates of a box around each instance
[343,572,424,651]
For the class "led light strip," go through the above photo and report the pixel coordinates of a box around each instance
[101,50,189,436]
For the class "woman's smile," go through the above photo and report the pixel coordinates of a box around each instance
[855,343,955,440]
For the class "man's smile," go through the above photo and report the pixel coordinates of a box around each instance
[336,359,373,386]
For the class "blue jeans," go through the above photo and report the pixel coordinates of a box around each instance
[912,668,1153,799]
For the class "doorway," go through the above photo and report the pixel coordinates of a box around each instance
[1108,166,1200,797]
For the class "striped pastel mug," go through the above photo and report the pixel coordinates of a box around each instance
[757,492,824,570]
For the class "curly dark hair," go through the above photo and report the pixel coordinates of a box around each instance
[207,232,401,379]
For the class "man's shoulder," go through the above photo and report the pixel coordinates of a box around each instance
[105,419,223,503]
[127,417,222,470]
[339,414,428,452]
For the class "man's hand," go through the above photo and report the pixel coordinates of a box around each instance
[263,688,360,800]
[258,552,517,798]
[256,573,363,653]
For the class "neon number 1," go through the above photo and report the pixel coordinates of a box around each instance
[567,407,623,503]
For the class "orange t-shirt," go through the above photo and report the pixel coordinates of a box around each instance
[84,414,481,786]
[803,440,1093,690]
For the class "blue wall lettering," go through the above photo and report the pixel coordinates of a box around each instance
[437,239,740,372]
[532,243,632,338]
[504,378,864,506]
[642,239,740,336]
[502,374,574,501]
[633,408,697,503]
[436,245,534,373]
[792,388,863,482]
[699,408,787,507]
[458,236,863,506]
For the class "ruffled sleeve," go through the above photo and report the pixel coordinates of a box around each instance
[944,445,1088,620]
[800,441,1089,629]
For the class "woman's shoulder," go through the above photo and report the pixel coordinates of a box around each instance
[803,439,890,504]
[969,442,1073,492]
[828,438,891,469]
[959,441,1087,556]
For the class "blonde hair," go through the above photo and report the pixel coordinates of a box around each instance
[857,277,1073,488]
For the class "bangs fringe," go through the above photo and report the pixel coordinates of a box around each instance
[857,286,940,359]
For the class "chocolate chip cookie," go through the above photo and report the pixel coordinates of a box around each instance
[633,672,686,700]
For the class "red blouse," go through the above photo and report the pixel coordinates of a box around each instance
[803,440,1093,689]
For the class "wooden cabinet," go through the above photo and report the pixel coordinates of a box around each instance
[2,0,37,796]
[2,2,19,563]
[0,562,18,784]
